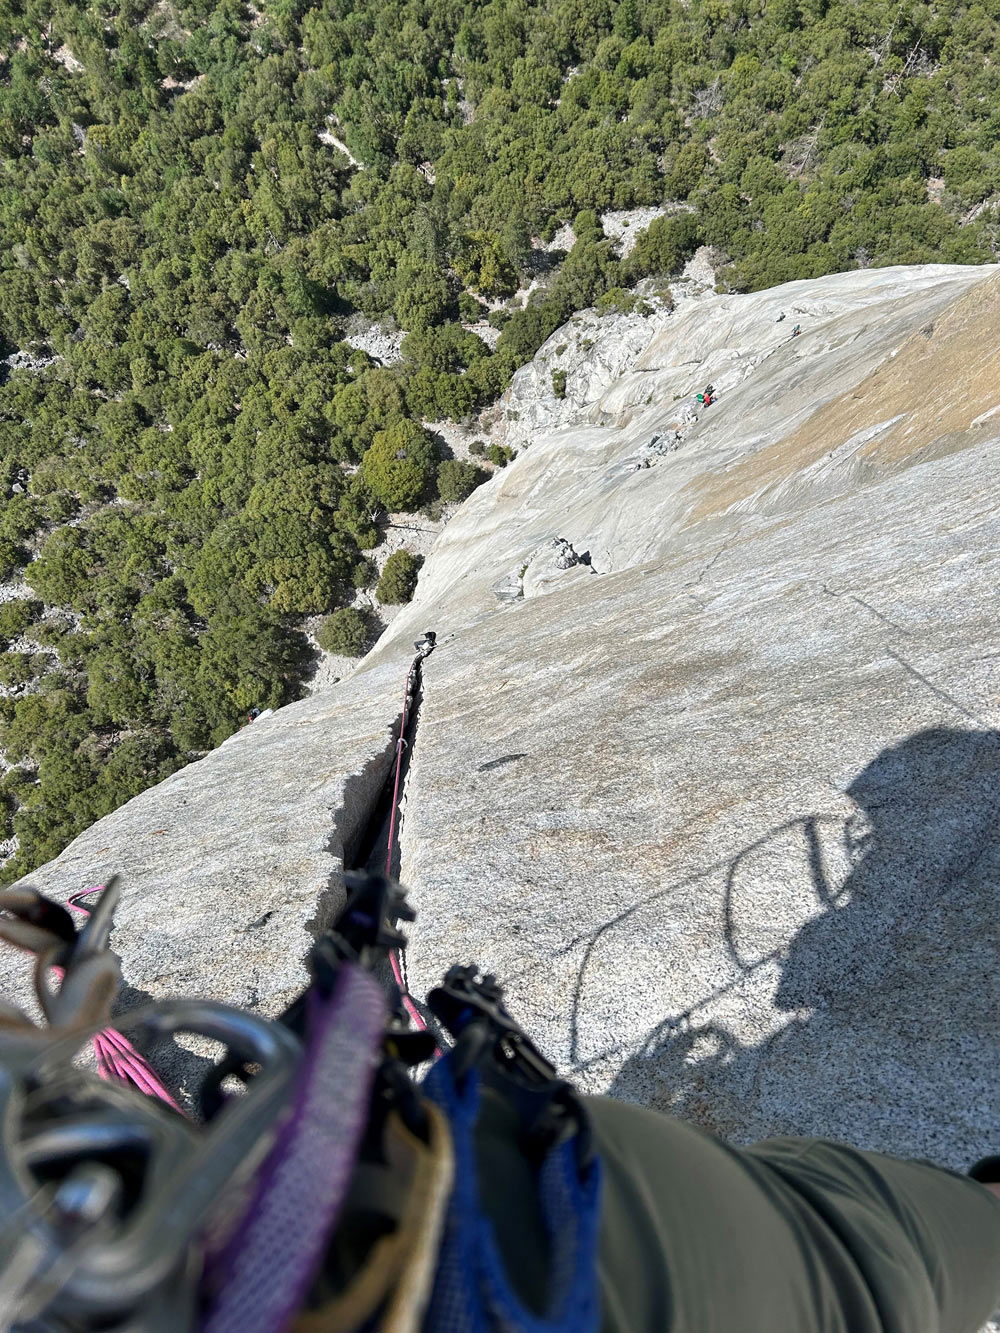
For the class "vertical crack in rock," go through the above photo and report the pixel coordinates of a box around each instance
[305,721,401,941]
[309,647,433,946]
[305,651,433,1004]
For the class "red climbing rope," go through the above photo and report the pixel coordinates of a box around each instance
[68,887,185,1112]
[385,656,430,1034]
[384,658,416,884]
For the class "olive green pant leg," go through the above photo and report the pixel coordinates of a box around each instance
[585,1096,1000,1333]
[588,1096,865,1333]
[746,1137,1000,1333]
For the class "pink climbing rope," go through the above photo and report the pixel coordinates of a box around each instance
[385,660,430,1035]
[67,886,184,1113]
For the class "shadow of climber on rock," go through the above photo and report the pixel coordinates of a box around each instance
[609,727,1000,1165]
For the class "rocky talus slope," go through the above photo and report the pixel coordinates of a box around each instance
[8,264,1000,1179]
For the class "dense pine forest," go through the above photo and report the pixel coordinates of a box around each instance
[0,0,997,882]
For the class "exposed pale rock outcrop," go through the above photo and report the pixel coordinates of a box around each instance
[8,263,1000,1189]
[492,537,594,603]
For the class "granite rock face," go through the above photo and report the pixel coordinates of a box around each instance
[492,537,594,603]
[8,262,1000,1178]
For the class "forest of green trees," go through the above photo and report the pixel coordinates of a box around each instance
[0,0,997,881]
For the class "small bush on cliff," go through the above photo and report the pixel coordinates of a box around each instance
[437,459,487,502]
[486,444,515,468]
[0,599,41,647]
[0,653,37,689]
[316,608,370,656]
[376,551,422,604]
[352,557,377,589]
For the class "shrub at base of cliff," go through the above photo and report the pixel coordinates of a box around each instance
[376,551,423,605]
[0,599,41,647]
[352,557,377,589]
[361,421,438,511]
[316,608,371,657]
[625,215,701,285]
[595,288,653,317]
[0,652,49,690]
[436,459,488,503]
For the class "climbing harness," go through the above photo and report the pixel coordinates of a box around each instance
[0,863,599,1332]
[0,634,603,1331]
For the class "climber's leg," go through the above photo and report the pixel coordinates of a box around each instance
[586,1095,1000,1333]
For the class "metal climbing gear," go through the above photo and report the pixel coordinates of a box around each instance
[0,873,427,1331]
[0,877,606,1333]
[0,877,302,1328]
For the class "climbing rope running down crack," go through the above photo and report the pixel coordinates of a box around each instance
[348,631,437,1034]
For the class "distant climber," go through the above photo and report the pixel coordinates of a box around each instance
[777,311,786,322]
[791,323,801,337]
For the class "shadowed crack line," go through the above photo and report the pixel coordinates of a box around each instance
[346,648,435,880]
[687,541,731,591]
[885,648,984,727]
[307,640,437,957]
[477,752,528,772]
[821,584,983,724]
[821,582,909,633]
[342,637,440,1033]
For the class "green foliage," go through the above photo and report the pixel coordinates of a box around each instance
[1,0,998,879]
[468,440,487,457]
[626,216,701,283]
[316,607,370,656]
[352,557,377,589]
[551,368,568,399]
[375,550,422,604]
[436,459,487,502]
[0,600,41,647]
[596,288,649,315]
[0,792,13,842]
[361,420,437,511]
[486,444,516,468]
[458,292,486,322]
[0,652,41,690]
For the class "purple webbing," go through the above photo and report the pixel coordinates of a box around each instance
[203,962,387,1333]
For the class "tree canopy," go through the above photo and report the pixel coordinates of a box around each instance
[1,0,997,881]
